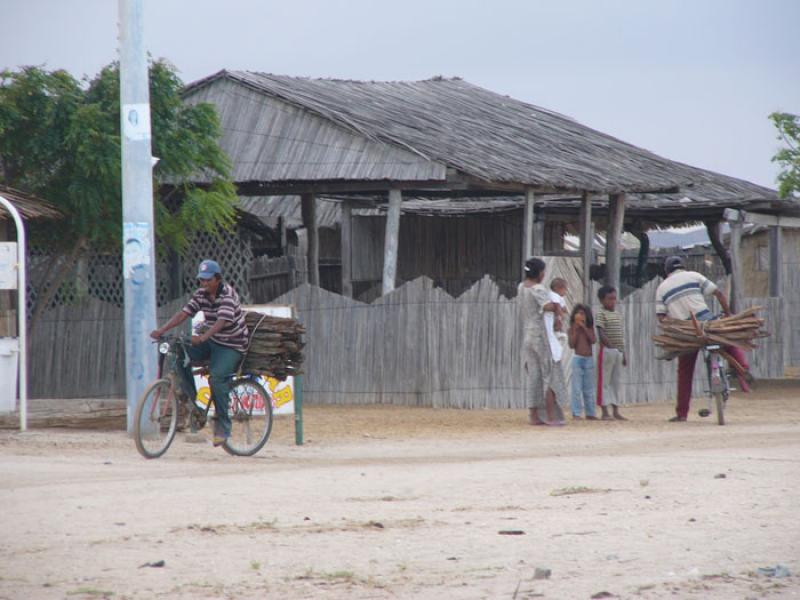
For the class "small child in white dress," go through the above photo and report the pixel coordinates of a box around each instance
[544,278,568,362]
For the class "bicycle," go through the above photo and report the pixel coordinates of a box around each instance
[133,334,273,459]
[698,343,728,426]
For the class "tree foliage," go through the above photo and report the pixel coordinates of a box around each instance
[769,112,800,199]
[0,59,237,253]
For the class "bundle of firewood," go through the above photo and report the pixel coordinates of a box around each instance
[653,307,769,376]
[240,311,305,380]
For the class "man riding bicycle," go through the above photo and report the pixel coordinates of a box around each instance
[656,256,751,422]
[150,259,249,446]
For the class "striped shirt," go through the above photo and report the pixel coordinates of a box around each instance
[182,283,249,352]
[655,270,717,320]
[596,307,625,353]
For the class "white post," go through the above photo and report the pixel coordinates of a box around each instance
[0,195,27,432]
[382,189,402,295]
[119,0,158,432]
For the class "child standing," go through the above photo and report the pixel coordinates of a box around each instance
[568,304,597,419]
[596,286,627,421]
[544,278,568,362]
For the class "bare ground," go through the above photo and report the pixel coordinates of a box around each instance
[1,382,799,600]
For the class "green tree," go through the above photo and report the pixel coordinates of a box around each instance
[769,111,800,199]
[0,60,237,328]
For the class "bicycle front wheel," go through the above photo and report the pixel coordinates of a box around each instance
[134,378,179,459]
[223,378,273,457]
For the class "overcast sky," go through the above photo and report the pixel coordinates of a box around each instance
[3,0,798,189]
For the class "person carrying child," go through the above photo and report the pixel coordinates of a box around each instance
[595,285,627,421]
[568,304,597,420]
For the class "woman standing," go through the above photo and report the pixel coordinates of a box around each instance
[518,257,568,426]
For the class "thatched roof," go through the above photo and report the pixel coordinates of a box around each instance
[183,70,690,195]
[0,185,62,221]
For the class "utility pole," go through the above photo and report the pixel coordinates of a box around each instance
[119,0,158,431]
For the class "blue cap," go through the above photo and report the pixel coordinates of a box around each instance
[197,259,221,279]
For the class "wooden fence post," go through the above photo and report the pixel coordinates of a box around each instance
[605,193,625,290]
[341,200,353,298]
[522,188,535,276]
[579,192,593,304]
[769,225,782,297]
[301,193,318,286]
[382,189,402,295]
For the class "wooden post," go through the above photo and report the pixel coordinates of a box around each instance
[533,219,544,255]
[579,192,593,304]
[729,216,743,313]
[769,225,782,297]
[300,193,319,286]
[705,219,732,275]
[521,188,535,277]
[341,200,353,298]
[382,188,402,295]
[605,193,625,291]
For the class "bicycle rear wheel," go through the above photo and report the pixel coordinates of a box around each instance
[134,378,179,459]
[223,378,273,457]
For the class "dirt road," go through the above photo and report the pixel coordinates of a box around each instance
[1,383,799,599]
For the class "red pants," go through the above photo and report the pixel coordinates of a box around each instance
[676,346,750,419]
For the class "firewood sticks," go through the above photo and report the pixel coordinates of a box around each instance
[240,311,306,380]
[653,307,770,363]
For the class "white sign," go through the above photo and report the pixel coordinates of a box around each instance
[122,103,152,141]
[0,243,17,290]
[191,304,296,416]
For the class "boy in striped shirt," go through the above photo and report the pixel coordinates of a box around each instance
[596,285,627,421]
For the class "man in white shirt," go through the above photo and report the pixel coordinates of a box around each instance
[656,256,751,422]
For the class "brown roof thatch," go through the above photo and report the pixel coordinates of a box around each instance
[0,185,62,221]
[183,71,691,195]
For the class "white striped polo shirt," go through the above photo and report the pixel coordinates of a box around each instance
[655,269,717,320]
[182,282,249,352]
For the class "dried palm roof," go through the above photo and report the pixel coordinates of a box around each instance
[183,70,690,194]
[0,185,62,221]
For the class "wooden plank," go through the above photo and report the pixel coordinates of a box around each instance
[341,200,353,298]
[382,189,402,295]
[769,225,782,297]
[579,192,593,305]
[605,192,625,290]
[300,192,319,285]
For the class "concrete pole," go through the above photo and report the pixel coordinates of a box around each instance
[382,189,402,295]
[119,0,158,432]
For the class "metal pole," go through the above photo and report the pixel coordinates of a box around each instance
[294,375,304,446]
[0,195,27,431]
[119,0,158,432]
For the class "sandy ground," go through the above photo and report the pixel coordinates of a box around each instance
[1,382,799,600]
